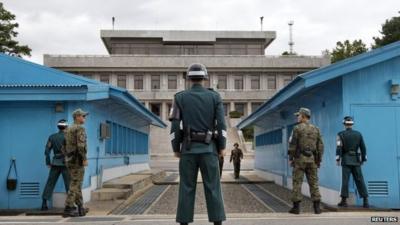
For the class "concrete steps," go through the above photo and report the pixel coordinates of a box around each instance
[91,170,166,201]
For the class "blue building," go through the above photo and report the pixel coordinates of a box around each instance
[238,41,400,209]
[0,54,166,209]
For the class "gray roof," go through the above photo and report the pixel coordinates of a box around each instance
[100,29,276,52]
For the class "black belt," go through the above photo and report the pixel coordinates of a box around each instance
[190,132,207,142]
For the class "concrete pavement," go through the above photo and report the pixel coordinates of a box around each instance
[0,212,398,224]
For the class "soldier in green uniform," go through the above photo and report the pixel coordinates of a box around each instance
[230,143,243,179]
[63,109,89,217]
[336,116,369,208]
[41,119,70,211]
[169,63,226,225]
[288,107,324,214]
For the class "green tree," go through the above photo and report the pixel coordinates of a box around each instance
[372,14,400,49]
[282,51,297,56]
[330,39,368,63]
[0,2,31,57]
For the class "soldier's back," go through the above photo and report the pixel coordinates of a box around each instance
[176,86,218,132]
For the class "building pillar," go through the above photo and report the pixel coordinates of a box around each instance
[145,101,150,110]
[161,101,168,121]
[247,101,252,116]
[110,73,117,86]
[127,74,134,91]
[230,101,235,112]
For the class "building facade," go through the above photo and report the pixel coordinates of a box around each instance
[44,30,330,121]
[238,41,400,209]
[0,54,165,209]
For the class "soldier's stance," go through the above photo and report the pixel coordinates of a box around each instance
[336,116,369,208]
[170,63,226,225]
[63,109,89,217]
[230,143,243,179]
[41,119,70,210]
[288,108,324,214]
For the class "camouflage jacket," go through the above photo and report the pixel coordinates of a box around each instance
[64,123,87,165]
[288,122,324,163]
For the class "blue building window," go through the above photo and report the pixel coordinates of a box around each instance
[105,121,148,155]
[255,129,283,147]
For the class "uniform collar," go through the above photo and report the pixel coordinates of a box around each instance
[191,83,204,90]
[346,127,353,131]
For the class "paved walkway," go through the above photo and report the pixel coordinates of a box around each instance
[0,212,398,224]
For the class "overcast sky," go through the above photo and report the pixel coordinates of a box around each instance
[2,0,399,64]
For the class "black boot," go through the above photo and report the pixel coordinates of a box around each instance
[288,201,300,214]
[313,201,322,214]
[41,199,48,211]
[180,223,188,225]
[62,206,78,217]
[214,221,222,225]
[363,198,369,208]
[337,197,348,207]
[77,204,86,217]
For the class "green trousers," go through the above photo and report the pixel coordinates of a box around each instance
[340,165,368,198]
[176,153,226,223]
[42,166,70,200]
[233,162,241,178]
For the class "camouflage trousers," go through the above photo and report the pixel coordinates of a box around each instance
[65,164,85,207]
[291,161,321,202]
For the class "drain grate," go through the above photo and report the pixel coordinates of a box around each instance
[119,185,168,215]
[164,173,179,182]
[242,184,290,212]
[67,217,124,222]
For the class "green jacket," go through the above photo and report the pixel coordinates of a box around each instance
[336,128,366,166]
[288,121,324,163]
[170,83,227,154]
[45,131,66,166]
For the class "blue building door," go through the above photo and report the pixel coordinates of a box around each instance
[0,105,56,209]
[352,105,400,208]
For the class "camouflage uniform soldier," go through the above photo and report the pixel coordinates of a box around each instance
[63,109,89,217]
[41,119,70,211]
[230,143,243,179]
[288,107,324,214]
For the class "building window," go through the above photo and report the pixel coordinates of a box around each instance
[117,75,127,88]
[151,75,160,90]
[234,75,243,90]
[105,121,148,155]
[99,74,109,84]
[251,102,262,113]
[267,75,276,89]
[80,73,92,79]
[150,103,161,116]
[217,75,227,89]
[250,75,260,90]
[234,103,246,116]
[168,75,177,89]
[223,103,229,116]
[283,76,292,86]
[134,75,144,90]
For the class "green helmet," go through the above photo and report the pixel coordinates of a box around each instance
[186,63,208,80]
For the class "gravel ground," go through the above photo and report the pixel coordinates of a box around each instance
[147,184,271,214]
[258,183,314,212]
